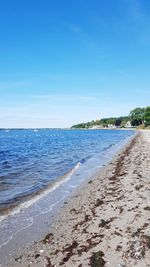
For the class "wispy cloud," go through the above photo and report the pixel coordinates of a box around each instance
[0,81,28,90]
[0,73,65,80]
[33,94,96,101]
[125,0,150,44]
[134,89,150,95]
[77,96,96,100]
[65,21,99,50]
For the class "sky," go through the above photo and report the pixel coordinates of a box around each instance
[0,0,150,128]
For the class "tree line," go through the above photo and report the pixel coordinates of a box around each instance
[129,107,150,126]
[71,106,150,129]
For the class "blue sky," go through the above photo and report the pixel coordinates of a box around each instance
[0,0,150,128]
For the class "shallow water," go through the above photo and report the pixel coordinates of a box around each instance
[0,129,134,214]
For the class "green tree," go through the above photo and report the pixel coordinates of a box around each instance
[90,120,95,127]
[129,107,145,126]
[95,120,101,125]
[86,122,91,128]
[115,118,122,127]
[144,106,150,126]
[100,117,116,126]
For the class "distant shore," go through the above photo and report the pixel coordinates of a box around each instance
[3,131,150,267]
[71,127,136,130]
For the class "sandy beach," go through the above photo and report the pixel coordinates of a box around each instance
[7,131,150,266]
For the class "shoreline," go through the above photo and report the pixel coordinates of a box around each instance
[0,131,135,265]
[3,131,150,266]
[0,128,133,220]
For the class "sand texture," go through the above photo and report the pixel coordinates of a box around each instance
[9,131,150,266]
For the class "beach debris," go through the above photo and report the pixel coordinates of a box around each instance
[124,242,145,260]
[14,255,22,262]
[45,256,54,267]
[144,206,150,211]
[135,184,143,190]
[73,214,91,231]
[131,223,149,238]
[35,253,40,259]
[116,245,122,252]
[70,208,80,214]
[90,250,106,267]
[60,240,78,265]
[124,235,150,261]
[77,236,102,256]
[143,235,150,249]
[113,230,122,237]
[119,206,124,214]
[42,233,53,244]
[131,228,142,238]
[99,217,115,228]
[95,199,104,207]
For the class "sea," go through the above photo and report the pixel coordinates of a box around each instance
[0,128,135,260]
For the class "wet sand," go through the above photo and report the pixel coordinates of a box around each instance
[7,131,150,266]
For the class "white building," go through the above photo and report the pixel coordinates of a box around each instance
[125,121,132,128]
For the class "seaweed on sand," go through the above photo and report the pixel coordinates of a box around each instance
[99,219,110,228]
[60,240,78,265]
[95,199,104,207]
[99,217,115,228]
[144,206,150,211]
[42,233,53,244]
[14,255,22,262]
[45,256,54,267]
[124,235,150,261]
[73,214,91,231]
[143,235,150,249]
[90,250,106,267]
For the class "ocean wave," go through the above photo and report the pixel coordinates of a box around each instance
[0,162,81,222]
[80,155,92,164]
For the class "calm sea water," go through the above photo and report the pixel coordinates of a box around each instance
[0,129,134,214]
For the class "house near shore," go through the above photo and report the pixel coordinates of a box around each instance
[125,121,132,128]
[107,124,116,129]
[91,125,103,129]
